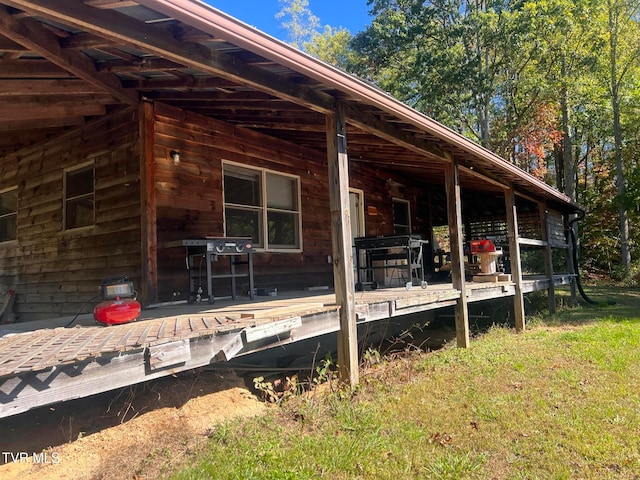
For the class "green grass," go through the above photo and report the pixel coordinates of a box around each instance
[168,286,640,479]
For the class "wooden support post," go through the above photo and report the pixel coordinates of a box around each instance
[444,155,469,348]
[540,203,555,314]
[140,100,158,306]
[505,187,525,331]
[326,102,358,386]
[566,214,577,306]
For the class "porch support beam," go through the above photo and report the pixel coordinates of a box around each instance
[566,214,578,306]
[140,100,158,306]
[444,154,470,348]
[505,186,526,331]
[540,202,555,314]
[326,102,358,386]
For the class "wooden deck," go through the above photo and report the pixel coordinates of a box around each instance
[0,276,571,418]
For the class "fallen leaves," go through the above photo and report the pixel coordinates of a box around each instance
[429,432,453,446]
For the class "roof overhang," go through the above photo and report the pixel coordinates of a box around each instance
[0,0,583,213]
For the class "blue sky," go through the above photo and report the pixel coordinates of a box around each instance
[204,0,373,39]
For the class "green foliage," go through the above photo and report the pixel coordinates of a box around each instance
[351,0,517,145]
[253,375,299,404]
[304,26,357,69]
[275,0,320,49]
[611,261,640,285]
[344,0,639,271]
[312,353,337,385]
[169,287,640,480]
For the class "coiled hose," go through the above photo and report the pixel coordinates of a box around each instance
[569,213,613,306]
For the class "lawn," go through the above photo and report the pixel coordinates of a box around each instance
[168,285,640,479]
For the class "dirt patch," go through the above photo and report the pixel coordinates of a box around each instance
[0,368,267,480]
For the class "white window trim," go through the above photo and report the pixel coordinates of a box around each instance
[222,160,303,252]
[63,161,95,232]
[0,185,18,243]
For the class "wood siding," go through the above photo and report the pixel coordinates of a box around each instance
[0,108,142,321]
[153,103,433,302]
[1,100,436,320]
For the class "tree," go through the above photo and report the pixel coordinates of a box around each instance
[600,0,640,268]
[351,1,484,144]
[350,1,561,153]
[511,0,605,200]
[275,0,320,50]
[511,102,564,181]
[304,26,356,70]
[312,0,640,273]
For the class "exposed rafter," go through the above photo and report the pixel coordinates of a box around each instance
[343,103,446,163]
[3,0,336,113]
[0,101,105,120]
[0,79,105,95]
[0,59,75,77]
[0,117,85,131]
[0,0,583,211]
[96,57,186,73]
[0,5,137,104]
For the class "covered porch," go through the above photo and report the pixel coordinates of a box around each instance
[0,0,585,415]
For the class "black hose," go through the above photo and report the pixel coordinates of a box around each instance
[568,225,597,305]
[64,294,101,328]
[568,214,614,306]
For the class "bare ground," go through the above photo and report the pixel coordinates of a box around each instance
[0,368,268,480]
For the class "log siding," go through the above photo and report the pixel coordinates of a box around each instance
[153,102,433,303]
[0,108,142,320]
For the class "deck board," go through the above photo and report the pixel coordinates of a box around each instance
[0,282,496,378]
[0,277,573,418]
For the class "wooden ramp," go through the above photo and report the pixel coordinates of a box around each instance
[0,301,335,379]
[0,299,338,418]
[0,317,242,379]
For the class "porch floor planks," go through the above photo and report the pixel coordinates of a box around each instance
[134,321,155,347]
[0,285,461,378]
[12,328,88,373]
[0,277,568,381]
[0,330,50,365]
[59,330,107,363]
[87,326,123,356]
[0,314,256,378]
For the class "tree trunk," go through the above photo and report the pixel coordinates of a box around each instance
[612,88,631,268]
[560,56,575,200]
[609,0,631,268]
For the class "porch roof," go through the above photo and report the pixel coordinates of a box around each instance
[0,0,582,213]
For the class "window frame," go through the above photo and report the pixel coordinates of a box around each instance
[223,161,302,252]
[392,197,411,235]
[0,186,18,243]
[63,161,95,231]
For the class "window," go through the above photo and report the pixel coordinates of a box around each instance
[65,163,94,230]
[223,163,301,250]
[393,198,411,235]
[0,187,17,242]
